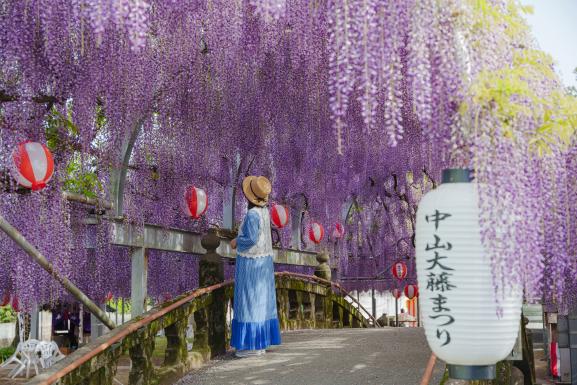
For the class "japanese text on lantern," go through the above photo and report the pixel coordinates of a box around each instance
[425,210,456,347]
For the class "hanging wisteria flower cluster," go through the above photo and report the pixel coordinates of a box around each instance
[1,0,576,312]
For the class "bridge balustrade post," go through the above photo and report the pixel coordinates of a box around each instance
[164,318,188,366]
[314,251,331,281]
[199,231,226,357]
[276,287,290,330]
[128,333,156,385]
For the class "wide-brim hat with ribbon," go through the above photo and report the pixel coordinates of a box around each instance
[242,176,271,207]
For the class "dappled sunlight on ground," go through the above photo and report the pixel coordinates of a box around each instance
[177,328,444,385]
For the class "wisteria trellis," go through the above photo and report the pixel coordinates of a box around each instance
[1,0,576,312]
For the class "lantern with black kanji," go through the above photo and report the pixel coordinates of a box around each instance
[391,261,407,280]
[415,169,522,381]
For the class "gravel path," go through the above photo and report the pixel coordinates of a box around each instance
[177,328,445,385]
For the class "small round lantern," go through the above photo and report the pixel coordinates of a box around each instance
[11,296,20,312]
[404,284,419,299]
[332,222,345,239]
[184,186,208,219]
[271,204,290,228]
[415,169,522,380]
[11,141,54,191]
[391,261,408,280]
[1,293,10,307]
[391,288,402,299]
[308,222,324,244]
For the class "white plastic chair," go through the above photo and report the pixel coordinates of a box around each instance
[10,339,40,378]
[1,341,24,376]
[36,341,65,368]
[2,313,26,377]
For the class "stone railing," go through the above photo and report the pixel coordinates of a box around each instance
[28,234,374,385]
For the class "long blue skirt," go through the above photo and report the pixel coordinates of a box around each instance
[231,255,281,351]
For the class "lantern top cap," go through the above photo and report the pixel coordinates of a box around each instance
[441,168,473,184]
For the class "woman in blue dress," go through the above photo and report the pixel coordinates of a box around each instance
[230,175,281,357]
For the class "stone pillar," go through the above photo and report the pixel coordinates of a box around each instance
[277,288,290,330]
[314,251,331,281]
[192,308,210,359]
[131,247,148,318]
[200,232,224,286]
[200,232,226,357]
[29,303,39,340]
[164,318,188,366]
[129,335,155,385]
[91,303,109,338]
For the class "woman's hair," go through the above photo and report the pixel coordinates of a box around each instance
[248,201,257,210]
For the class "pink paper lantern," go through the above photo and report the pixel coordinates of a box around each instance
[271,204,290,228]
[184,186,208,219]
[392,288,402,299]
[11,141,54,191]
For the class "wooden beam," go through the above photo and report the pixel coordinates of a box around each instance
[0,214,115,330]
[110,220,318,266]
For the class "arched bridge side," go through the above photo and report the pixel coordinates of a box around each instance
[28,273,374,385]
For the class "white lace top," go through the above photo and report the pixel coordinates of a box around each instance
[237,207,274,258]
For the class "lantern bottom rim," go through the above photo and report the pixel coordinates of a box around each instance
[448,364,496,380]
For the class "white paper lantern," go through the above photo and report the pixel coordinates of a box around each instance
[271,204,290,228]
[404,284,419,300]
[11,141,54,190]
[415,169,522,380]
[332,222,345,239]
[308,222,324,244]
[184,186,208,219]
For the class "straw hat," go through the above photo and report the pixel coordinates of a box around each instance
[242,176,271,207]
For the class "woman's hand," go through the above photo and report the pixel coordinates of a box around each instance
[231,238,237,249]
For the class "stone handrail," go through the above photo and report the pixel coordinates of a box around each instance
[28,273,371,385]
[275,271,380,326]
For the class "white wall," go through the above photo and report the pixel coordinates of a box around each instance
[348,290,409,319]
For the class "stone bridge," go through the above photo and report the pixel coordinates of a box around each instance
[23,232,536,385]
[27,243,378,385]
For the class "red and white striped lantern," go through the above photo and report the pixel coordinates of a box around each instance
[11,295,20,312]
[332,222,345,239]
[392,288,402,299]
[11,141,54,191]
[308,222,324,244]
[404,284,419,299]
[271,204,290,228]
[184,186,208,219]
[392,261,408,280]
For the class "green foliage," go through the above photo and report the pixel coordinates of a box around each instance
[460,2,577,157]
[568,68,577,97]
[106,298,131,314]
[62,154,103,199]
[467,0,532,39]
[0,346,16,363]
[45,106,79,153]
[45,105,105,198]
[0,306,16,323]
